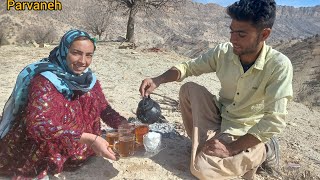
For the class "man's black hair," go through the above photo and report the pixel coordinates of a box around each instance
[226,0,276,29]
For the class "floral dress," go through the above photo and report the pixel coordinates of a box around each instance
[0,75,125,178]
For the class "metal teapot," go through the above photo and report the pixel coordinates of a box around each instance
[136,96,161,124]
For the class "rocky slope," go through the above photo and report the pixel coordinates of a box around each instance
[1,1,320,58]
[274,35,320,112]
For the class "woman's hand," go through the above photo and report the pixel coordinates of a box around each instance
[80,133,117,160]
[91,135,117,160]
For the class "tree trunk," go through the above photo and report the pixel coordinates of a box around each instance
[126,7,135,43]
[98,32,102,40]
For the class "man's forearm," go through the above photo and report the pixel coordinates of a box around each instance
[153,67,181,84]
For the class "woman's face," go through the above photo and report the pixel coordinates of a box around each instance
[66,39,94,75]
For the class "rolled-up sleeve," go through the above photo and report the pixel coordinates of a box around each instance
[248,57,293,142]
[174,48,218,81]
[248,98,288,142]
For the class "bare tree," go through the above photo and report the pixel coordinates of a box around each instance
[0,26,5,46]
[99,0,186,43]
[0,21,6,46]
[83,2,115,40]
[33,27,57,45]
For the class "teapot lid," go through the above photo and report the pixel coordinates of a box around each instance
[138,96,156,111]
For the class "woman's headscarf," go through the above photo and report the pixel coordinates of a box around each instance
[0,29,97,139]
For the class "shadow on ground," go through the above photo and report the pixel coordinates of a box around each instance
[51,157,119,180]
[150,135,196,180]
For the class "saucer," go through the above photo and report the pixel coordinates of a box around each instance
[134,143,167,158]
[114,142,166,159]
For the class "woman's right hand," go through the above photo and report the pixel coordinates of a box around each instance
[80,133,117,160]
[91,135,117,160]
[139,77,161,97]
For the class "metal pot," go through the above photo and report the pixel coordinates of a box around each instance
[136,96,161,124]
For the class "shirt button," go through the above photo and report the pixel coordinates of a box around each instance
[233,103,235,106]
[237,92,239,95]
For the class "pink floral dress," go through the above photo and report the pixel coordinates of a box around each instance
[0,75,125,178]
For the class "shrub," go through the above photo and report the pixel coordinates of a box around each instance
[17,25,58,45]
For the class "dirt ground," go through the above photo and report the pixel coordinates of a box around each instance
[0,43,319,180]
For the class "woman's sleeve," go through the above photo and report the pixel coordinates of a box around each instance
[25,75,82,155]
[94,81,126,129]
[100,106,127,129]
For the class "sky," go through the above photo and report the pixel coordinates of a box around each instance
[193,0,320,7]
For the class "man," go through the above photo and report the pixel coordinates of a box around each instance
[139,0,293,179]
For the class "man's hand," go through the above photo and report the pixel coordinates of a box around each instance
[139,77,161,97]
[139,68,181,97]
[203,139,234,158]
[203,134,261,158]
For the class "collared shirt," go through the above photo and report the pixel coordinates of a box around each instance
[174,42,293,142]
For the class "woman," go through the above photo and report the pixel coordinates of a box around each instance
[0,29,126,179]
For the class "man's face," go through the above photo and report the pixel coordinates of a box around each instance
[66,39,94,75]
[229,20,264,59]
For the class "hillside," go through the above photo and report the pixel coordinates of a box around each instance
[274,35,320,112]
[1,1,320,58]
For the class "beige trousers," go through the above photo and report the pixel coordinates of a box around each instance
[179,82,266,180]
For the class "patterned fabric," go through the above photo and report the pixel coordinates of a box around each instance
[0,75,125,178]
[0,29,125,178]
[0,29,97,139]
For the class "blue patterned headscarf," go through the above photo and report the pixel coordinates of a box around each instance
[0,29,97,139]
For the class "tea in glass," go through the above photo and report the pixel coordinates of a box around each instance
[114,135,135,157]
[118,123,135,136]
[135,124,149,145]
[105,130,119,148]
